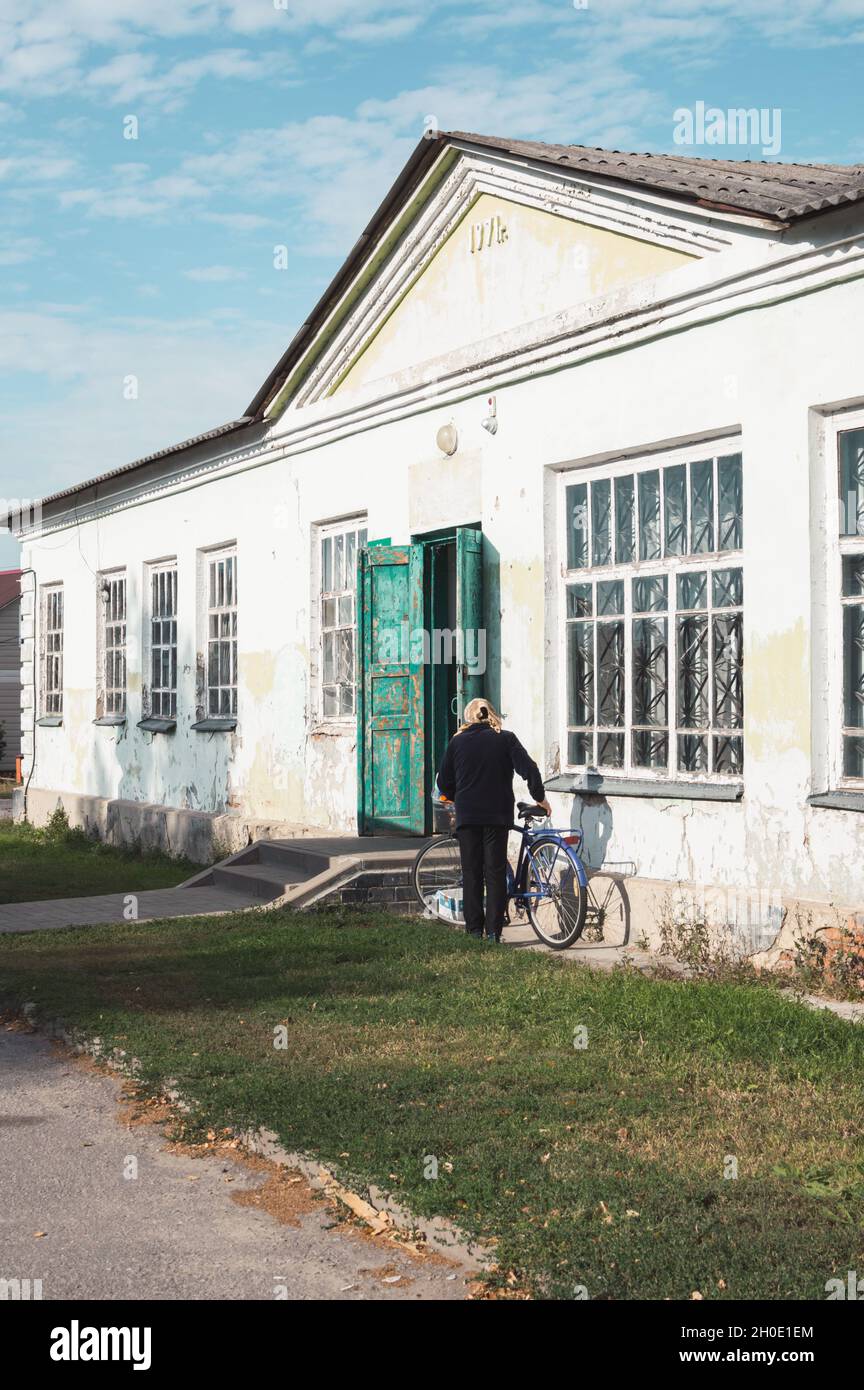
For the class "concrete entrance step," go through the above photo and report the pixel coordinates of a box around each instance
[187,835,432,911]
[211,861,311,897]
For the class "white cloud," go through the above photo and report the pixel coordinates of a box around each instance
[184,264,248,281]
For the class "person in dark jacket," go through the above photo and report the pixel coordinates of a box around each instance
[436,697,550,941]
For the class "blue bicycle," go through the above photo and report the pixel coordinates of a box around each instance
[412,799,589,949]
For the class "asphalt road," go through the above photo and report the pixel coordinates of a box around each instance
[0,1026,466,1301]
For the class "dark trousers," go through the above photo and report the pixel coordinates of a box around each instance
[457,825,510,938]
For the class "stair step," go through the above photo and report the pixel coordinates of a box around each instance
[212,862,308,897]
[257,841,333,874]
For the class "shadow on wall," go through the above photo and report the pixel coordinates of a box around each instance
[567,792,635,948]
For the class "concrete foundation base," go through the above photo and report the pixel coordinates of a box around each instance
[11,785,331,865]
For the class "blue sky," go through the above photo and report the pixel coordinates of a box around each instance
[2,0,864,564]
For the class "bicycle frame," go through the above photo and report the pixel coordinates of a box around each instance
[508,819,589,903]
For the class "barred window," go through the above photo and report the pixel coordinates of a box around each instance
[42,586,63,718]
[148,565,177,718]
[839,428,864,779]
[99,573,127,717]
[563,450,744,778]
[207,550,237,718]
[319,520,366,718]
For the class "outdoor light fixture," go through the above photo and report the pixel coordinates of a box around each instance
[436,422,458,456]
[481,395,498,435]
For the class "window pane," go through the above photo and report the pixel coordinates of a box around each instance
[842,555,864,597]
[321,536,333,591]
[598,733,624,768]
[322,630,335,683]
[714,735,744,774]
[345,531,357,591]
[638,470,661,561]
[678,734,708,772]
[664,463,688,556]
[712,567,743,608]
[566,583,592,618]
[844,735,864,778]
[323,596,337,628]
[597,621,625,726]
[323,685,338,718]
[334,534,344,592]
[338,594,353,626]
[633,575,668,613]
[718,453,743,551]
[690,459,714,553]
[843,604,864,728]
[840,429,864,537]
[713,613,743,728]
[340,683,354,716]
[677,615,709,728]
[597,579,624,616]
[633,731,668,770]
[633,617,667,726]
[566,483,588,569]
[591,479,612,566]
[677,571,707,610]
[614,475,635,564]
[568,731,592,765]
[567,622,594,725]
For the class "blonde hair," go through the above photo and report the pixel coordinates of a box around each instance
[457,697,502,734]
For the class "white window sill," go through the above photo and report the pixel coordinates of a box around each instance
[312,720,355,737]
[547,772,743,802]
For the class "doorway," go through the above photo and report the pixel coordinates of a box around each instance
[356,525,483,834]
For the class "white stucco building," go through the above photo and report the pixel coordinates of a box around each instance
[7,131,864,946]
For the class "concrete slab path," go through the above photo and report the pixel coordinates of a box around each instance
[0,884,265,935]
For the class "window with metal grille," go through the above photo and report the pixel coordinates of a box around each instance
[42,586,63,717]
[562,449,744,779]
[99,573,127,717]
[207,550,237,718]
[839,428,864,780]
[319,520,367,718]
[148,565,177,718]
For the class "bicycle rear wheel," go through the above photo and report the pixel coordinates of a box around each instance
[524,836,587,948]
[412,834,464,923]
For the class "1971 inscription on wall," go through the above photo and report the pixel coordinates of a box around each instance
[469,214,508,254]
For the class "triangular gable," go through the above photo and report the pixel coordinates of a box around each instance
[334,190,696,396]
[261,138,772,418]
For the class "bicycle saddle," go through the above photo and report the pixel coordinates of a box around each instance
[516,802,547,819]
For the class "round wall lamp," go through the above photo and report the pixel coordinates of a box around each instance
[436,423,458,456]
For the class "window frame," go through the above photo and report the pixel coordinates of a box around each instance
[143,559,178,720]
[313,515,367,726]
[96,569,127,720]
[40,583,64,720]
[557,440,744,785]
[832,417,864,789]
[199,545,238,722]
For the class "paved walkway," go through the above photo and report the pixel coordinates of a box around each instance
[0,884,264,934]
[0,1026,466,1300]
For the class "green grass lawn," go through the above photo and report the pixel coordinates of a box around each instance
[2,908,863,1300]
[0,820,201,903]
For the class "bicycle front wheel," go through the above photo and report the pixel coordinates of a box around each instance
[412,834,464,923]
[524,836,587,948]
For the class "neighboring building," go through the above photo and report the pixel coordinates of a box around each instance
[5,132,864,946]
[0,569,22,775]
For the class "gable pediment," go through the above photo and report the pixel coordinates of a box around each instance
[266,142,758,418]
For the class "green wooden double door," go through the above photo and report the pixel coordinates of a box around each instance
[357,527,484,835]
